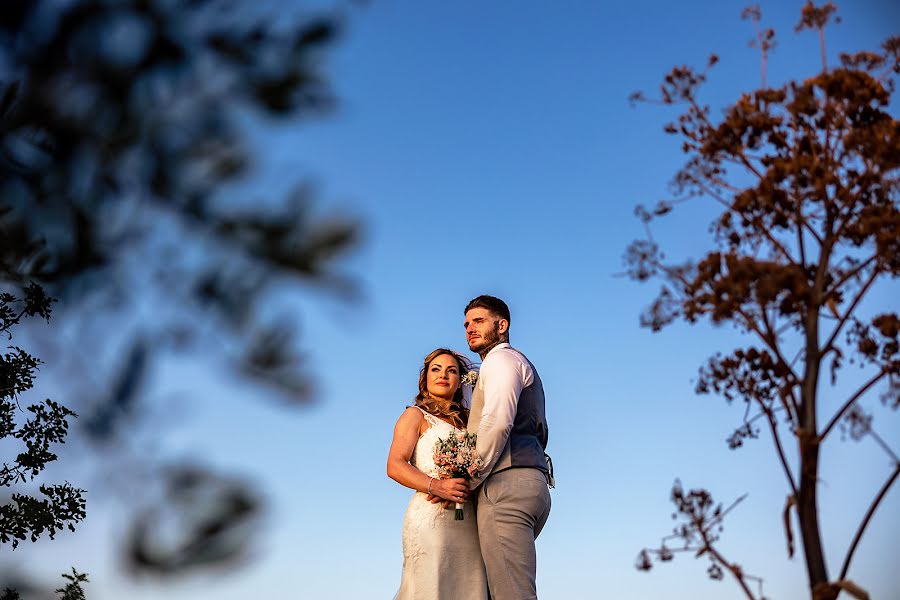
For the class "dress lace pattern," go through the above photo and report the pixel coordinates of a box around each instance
[394,407,488,600]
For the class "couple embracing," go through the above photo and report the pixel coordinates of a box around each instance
[387,295,553,600]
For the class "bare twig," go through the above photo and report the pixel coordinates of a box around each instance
[783,495,797,558]
[818,24,828,73]
[839,462,900,580]
[825,256,877,296]
[821,369,888,440]
[797,218,808,267]
[738,306,802,386]
[762,406,799,496]
[868,428,900,464]
[822,267,881,355]
[758,301,802,403]
[704,536,759,600]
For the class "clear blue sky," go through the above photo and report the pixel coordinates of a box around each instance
[3,1,899,598]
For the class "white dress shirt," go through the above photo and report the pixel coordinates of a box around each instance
[470,342,533,489]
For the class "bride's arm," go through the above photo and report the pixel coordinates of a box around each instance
[386,407,469,502]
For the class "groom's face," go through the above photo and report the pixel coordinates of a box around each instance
[464,307,506,353]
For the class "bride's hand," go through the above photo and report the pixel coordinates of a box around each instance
[429,477,469,503]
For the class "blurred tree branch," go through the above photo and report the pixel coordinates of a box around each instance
[0,0,359,403]
[1,0,361,586]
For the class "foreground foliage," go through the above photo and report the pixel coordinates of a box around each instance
[1,0,357,581]
[0,284,85,548]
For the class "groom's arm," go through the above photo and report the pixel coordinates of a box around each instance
[470,350,532,489]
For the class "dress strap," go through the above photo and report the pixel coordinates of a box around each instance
[412,405,441,426]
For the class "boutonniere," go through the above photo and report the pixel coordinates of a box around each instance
[461,370,479,387]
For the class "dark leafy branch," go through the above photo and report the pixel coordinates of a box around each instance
[0,568,88,600]
[55,569,89,600]
[0,483,86,549]
[0,286,85,549]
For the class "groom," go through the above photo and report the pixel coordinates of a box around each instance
[464,295,552,600]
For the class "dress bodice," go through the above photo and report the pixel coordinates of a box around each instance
[409,407,457,479]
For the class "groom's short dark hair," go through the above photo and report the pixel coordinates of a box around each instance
[465,295,511,323]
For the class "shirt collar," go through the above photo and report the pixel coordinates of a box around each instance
[485,342,511,357]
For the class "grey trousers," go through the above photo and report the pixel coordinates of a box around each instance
[476,468,551,600]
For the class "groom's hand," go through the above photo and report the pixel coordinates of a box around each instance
[425,494,452,509]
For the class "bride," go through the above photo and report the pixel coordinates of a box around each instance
[387,348,489,600]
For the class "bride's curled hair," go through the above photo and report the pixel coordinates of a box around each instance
[415,348,471,429]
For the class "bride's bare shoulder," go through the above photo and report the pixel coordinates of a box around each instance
[397,405,423,421]
[399,405,439,438]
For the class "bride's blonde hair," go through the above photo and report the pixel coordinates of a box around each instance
[415,348,471,429]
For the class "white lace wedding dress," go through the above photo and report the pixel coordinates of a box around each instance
[394,407,489,600]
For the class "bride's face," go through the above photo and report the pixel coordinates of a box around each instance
[426,354,461,401]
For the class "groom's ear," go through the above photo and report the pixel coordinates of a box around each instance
[497,319,509,335]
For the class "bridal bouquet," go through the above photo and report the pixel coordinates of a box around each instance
[433,431,483,520]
